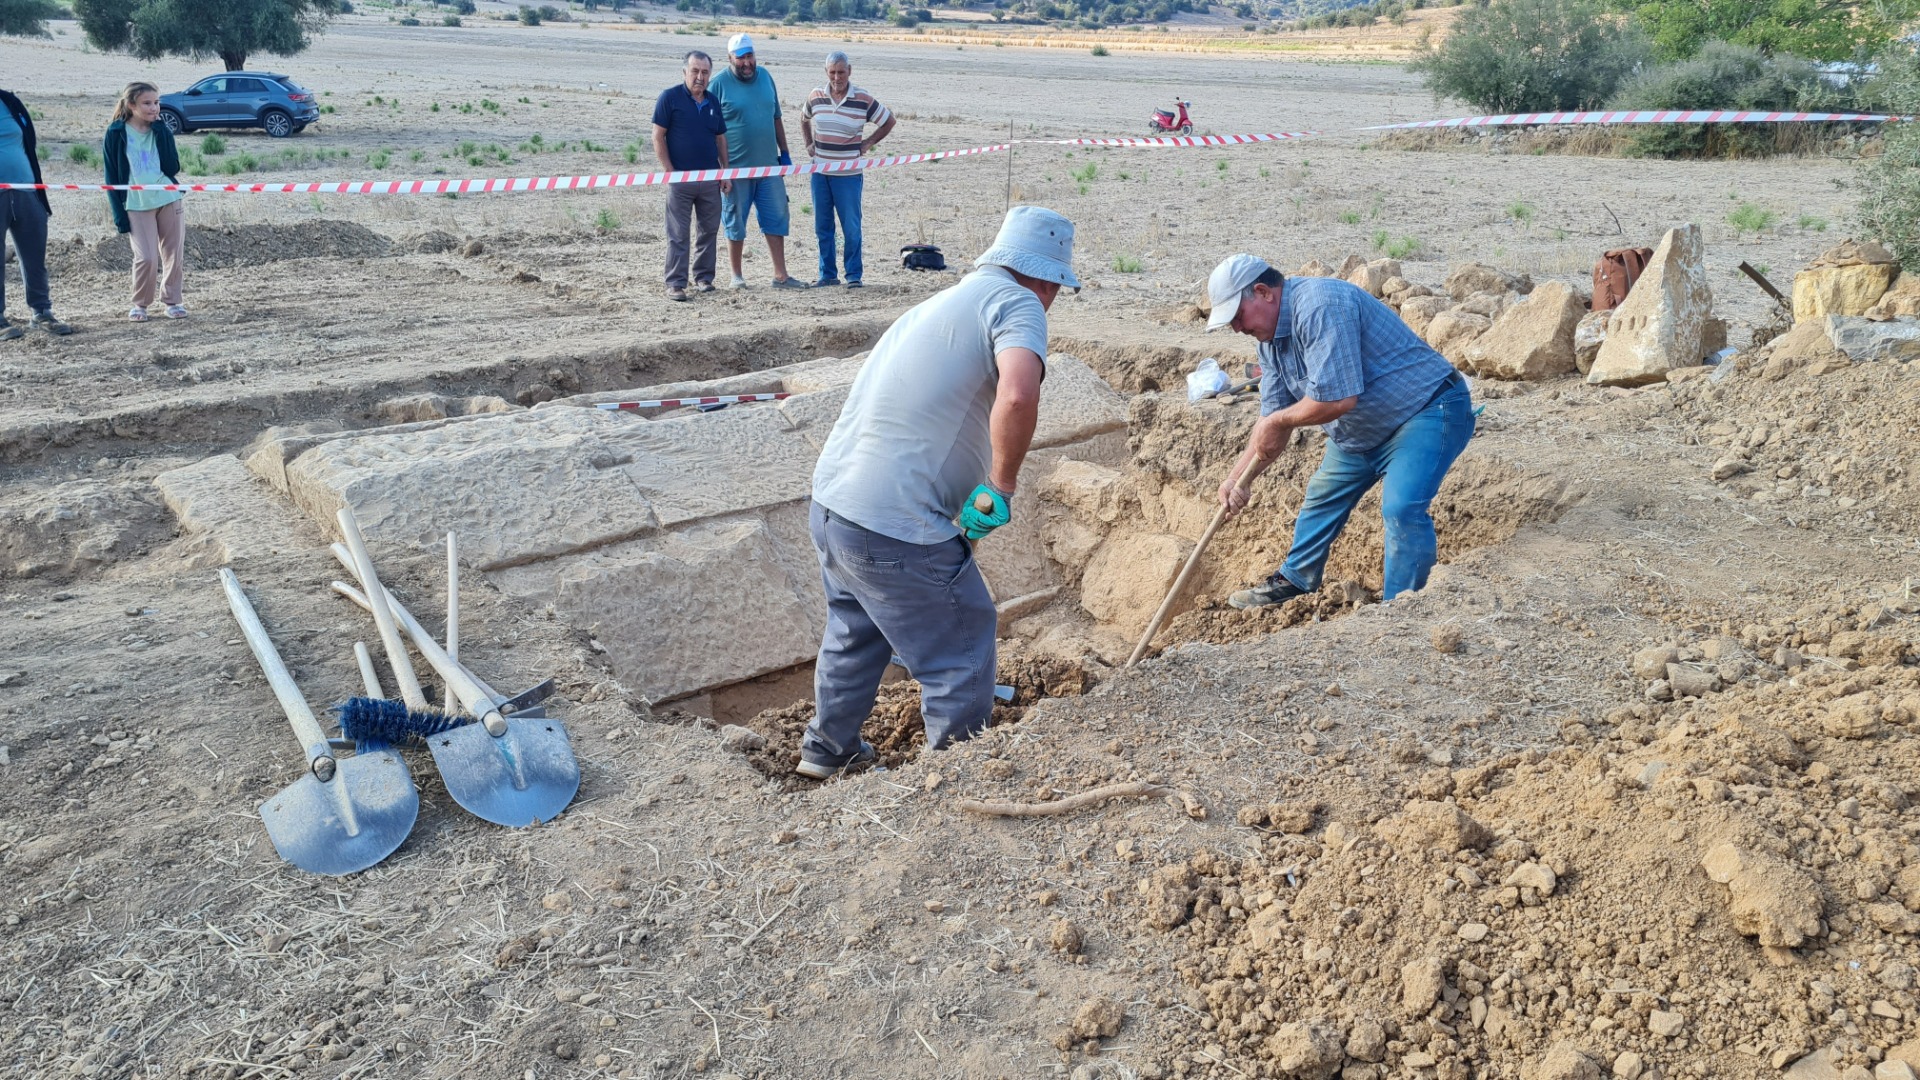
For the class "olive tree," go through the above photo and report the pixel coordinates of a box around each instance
[0,0,65,36]
[1409,0,1650,114]
[74,0,336,72]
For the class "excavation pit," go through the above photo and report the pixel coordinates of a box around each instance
[158,340,1578,778]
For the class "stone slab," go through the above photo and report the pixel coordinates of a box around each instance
[614,405,821,528]
[1825,315,1920,362]
[1589,223,1712,387]
[156,453,313,565]
[285,407,662,570]
[492,515,821,703]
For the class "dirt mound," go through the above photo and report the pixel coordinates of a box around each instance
[0,472,169,582]
[737,650,1097,781]
[87,221,393,272]
[1059,338,1231,395]
[1670,345,1920,535]
[1136,617,1920,1079]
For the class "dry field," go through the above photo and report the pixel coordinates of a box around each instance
[3,14,1916,1080]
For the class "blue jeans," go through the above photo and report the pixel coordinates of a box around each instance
[0,191,52,317]
[810,172,864,283]
[803,501,997,768]
[1275,374,1474,601]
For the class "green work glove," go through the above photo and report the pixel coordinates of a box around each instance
[959,484,1012,541]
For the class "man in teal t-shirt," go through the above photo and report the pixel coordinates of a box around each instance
[708,33,804,290]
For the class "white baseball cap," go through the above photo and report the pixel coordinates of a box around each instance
[728,32,755,56]
[1205,253,1272,332]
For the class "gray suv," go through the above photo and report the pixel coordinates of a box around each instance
[158,73,320,139]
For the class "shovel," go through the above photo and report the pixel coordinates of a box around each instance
[1127,453,1268,667]
[218,568,416,875]
[335,509,579,827]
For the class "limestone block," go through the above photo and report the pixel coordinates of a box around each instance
[1869,272,1920,318]
[493,516,820,704]
[1295,258,1336,278]
[1424,309,1492,366]
[1398,295,1452,338]
[776,386,851,452]
[1456,290,1515,320]
[1759,318,1845,381]
[1459,280,1585,380]
[156,453,310,565]
[1446,262,1532,302]
[615,405,822,528]
[1794,263,1897,321]
[1078,530,1192,639]
[1825,316,1920,363]
[1574,310,1610,375]
[285,407,662,570]
[1033,352,1130,448]
[1043,459,1133,525]
[1346,259,1402,298]
[243,421,345,494]
[1589,224,1713,387]
[972,449,1069,601]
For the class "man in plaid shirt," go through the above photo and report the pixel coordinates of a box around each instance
[1205,253,1475,606]
[799,51,895,288]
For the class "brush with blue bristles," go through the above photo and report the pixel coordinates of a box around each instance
[337,639,469,747]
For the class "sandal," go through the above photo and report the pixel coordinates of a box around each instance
[128,307,149,323]
[164,305,189,320]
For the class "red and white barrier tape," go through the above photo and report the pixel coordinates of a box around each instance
[1367,109,1897,130]
[593,393,792,410]
[0,111,1898,195]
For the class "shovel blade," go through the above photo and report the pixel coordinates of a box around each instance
[258,750,417,876]
[428,718,579,827]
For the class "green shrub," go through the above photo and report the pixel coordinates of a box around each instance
[1111,254,1143,272]
[1856,46,1920,271]
[1408,0,1647,113]
[199,133,226,155]
[1611,41,1851,159]
[1727,201,1776,234]
[68,144,96,165]
[398,15,420,24]
[517,4,539,23]
[1090,43,1108,55]
[594,208,620,231]
[369,149,392,170]
[441,14,460,24]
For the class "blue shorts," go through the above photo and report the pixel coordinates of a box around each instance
[721,176,789,241]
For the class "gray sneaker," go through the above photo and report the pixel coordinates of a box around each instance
[31,311,73,336]
[795,740,877,780]
[0,320,22,342]
[770,276,809,290]
[1227,575,1310,610]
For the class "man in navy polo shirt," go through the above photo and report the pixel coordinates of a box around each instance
[1206,253,1475,606]
[651,51,730,301]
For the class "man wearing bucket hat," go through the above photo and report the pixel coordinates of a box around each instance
[1205,253,1474,607]
[799,206,1079,779]
[709,32,805,290]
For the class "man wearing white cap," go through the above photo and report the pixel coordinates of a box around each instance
[1205,253,1474,607]
[709,32,805,289]
[798,206,1079,778]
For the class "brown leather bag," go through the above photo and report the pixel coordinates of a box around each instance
[1593,247,1653,311]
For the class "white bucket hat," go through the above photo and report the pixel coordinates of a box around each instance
[974,206,1081,289]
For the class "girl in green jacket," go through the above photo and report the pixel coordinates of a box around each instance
[103,82,187,322]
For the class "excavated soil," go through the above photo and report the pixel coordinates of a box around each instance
[4,21,1918,1080]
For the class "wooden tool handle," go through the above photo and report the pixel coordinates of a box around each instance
[329,550,506,704]
[1125,453,1270,668]
[336,506,429,712]
[444,532,459,714]
[974,491,997,513]
[218,568,334,778]
[328,570,507,736]
[352,641,385,699]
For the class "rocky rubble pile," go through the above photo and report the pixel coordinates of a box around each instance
[1134,613,1920,1079]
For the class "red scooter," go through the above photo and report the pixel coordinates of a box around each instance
[1149,100,1193,136]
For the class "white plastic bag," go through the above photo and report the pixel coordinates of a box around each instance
[1186,357,1231,402]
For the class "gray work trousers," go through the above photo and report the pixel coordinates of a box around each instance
[0,190,52,318]
[802,501,998,769]
[662,180,720,289]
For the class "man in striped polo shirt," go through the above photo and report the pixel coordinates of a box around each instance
[799,51,896,289]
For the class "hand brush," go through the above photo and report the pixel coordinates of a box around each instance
[336,639,467,746]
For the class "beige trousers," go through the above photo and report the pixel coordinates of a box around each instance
[128,200,186,309]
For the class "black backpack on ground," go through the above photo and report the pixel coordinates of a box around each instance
[900,244,946,272]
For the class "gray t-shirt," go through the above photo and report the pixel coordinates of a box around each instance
[812,265,1049,545]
